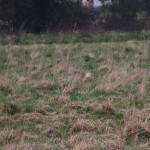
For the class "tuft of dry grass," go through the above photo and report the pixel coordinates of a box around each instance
[0,75,12,94]
[73,143,97,150]
[62,86,76,95]
[100,102,114,114]
[42,128,61,138]
[122,117,150,143]
[94,102,114,114]
[96,65,130,92]
[64,132,97,149]
[98,119,118,134]
[17,77,29,87]
[30,51,42,60]
[32,81,55,90]
[0,129,22,145]
[2,143,35,150]
[70,120,97,134]
[1,103,20,116]
[99,65,109,71]
[120,107,150,144]
[49,95,70,104]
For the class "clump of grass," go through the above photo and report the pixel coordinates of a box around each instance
[32,81,55,90]
[122,108,150,143]
[50,95,69,104]
[122,120,150,143]
[97,55,106,63]
[42,128,61,138]
[124,47,135,53]
[96,65,131,92]
[73,143,97,150]
[17,77,29,87]
[0,86,12,95]
[83,55,91,62]
[2,103,20,115]
[113,53,120,62]
[99,65,109,72]
[30,51,42,60]
[35,100,53,114]
[2,142,34,150]
[0,78,12,95]
[72,105,83,110]
[23,104,34,113]
[98,119,118,134]
[0,49,7,71]
[65,132,97,149]
[70,120,97,134]
[0,129,22,145]
[63,85,76,95]
[100,102,114,114]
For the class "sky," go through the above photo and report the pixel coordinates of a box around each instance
[94,0,101,6]
[82,0,101,7]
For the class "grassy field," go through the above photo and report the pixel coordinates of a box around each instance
[0,32,150,150]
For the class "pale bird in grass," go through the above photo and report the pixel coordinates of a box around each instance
[83,72,92,81]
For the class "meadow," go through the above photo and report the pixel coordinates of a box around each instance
[0,32,150,150]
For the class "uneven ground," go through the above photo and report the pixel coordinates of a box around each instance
[0,32,150,150]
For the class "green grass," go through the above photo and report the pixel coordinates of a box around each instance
[1,31,150,45]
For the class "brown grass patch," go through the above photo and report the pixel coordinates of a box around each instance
[94,102,114,114]
[0,129,22,145]
[32,81,55,90]
[2,143,34,150]
[100,102,114,114]
[0,76,12,94]
[17,77,29,86]
[42,128,61,138]
[73,143,96,150]
[121,108,150,143]
[99,65,109,71]
[96,66,129,91]
[72,105,83,110]
[64,133,97,148]
[1,103,20,116]
[122,121,150,143]
[63,86,76,95]
[30,51,42,60]
[98,119,118,134]
[70,120,97,134]
[11,112,52,123]
[50,95,69,104]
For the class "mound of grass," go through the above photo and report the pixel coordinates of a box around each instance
[70,120,97,134]
[2,103,20,115]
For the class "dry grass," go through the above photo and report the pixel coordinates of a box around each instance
[64,132,98,148]
[100,102,114,114]
[2,143,35,150]
[0,129,22,145]
[49,95,70,104]
[121,107,150,143]
[32,81,55,90]
[42,128,61,138]
[70,120,97,134]
[73,143,97,150]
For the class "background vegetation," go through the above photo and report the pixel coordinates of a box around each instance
[0,0,150,33]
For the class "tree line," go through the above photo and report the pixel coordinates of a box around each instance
[0,0,150,33]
